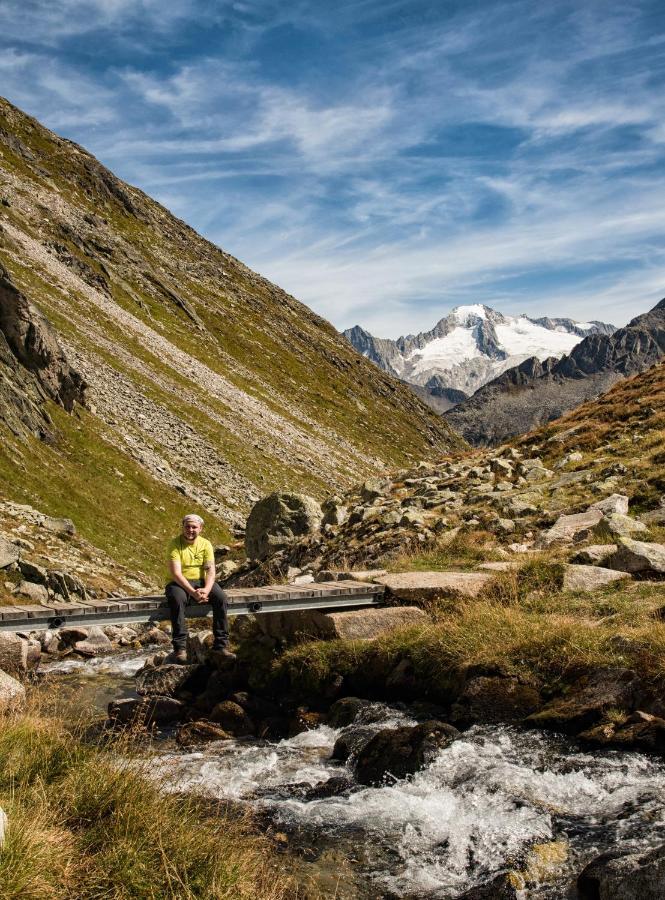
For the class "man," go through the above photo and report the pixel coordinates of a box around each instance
[165,514,235,664]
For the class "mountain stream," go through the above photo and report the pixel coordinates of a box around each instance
[41,651,665,898]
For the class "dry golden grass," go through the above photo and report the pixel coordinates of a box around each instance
[0,700,303,900]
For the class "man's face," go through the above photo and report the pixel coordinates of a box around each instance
[182,519,203,543]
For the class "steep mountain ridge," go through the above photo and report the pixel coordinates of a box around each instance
[344,305,614,403]
[0,96,461,577]
[445,298,665,446]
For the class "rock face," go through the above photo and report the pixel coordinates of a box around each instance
[0,668,26,713]
[354,720,459,785]
[445,298,665,446]
[0,262,86,438]
[245,493,323,560]
[578,843,665,899]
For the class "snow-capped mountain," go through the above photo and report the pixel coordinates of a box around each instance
[343,305,616,400]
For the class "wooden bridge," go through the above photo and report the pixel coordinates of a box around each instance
[0,581,385,632]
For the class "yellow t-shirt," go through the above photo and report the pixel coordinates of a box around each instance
[167,535,214,581]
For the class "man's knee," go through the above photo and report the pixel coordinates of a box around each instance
[165,582,187,607]
[209,583,227,608]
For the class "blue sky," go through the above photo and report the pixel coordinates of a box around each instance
[2,0,665,336]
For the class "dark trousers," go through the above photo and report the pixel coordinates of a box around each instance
[165,580,229,651]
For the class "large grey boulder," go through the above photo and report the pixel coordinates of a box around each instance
[0,668,26,714]
[607,539,665,576]
[0,536,19,569]
[605,514,648,538]
[375,571,493,603]
[0,632,39,676]
[536,509,603,547]
[564,565,631,592]
[13,580,48,603]
[354,720,459,786]
[590,494,630,516]
[73,625,113,657]
[258,606,428,642]
[245,492,323,560]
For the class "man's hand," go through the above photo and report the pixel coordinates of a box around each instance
[194,586,210,602]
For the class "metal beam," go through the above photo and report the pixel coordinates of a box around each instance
[0,581,385,632]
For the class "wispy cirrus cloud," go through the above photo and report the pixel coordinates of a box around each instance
[1,0,665,335]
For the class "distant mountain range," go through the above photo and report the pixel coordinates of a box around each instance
[344,305,615,407]
[445,298,665,445]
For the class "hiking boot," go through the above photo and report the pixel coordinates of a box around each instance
[165,648,188,665]
[211,645,236,663]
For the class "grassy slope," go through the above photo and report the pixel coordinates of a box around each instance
[259,363,665,701]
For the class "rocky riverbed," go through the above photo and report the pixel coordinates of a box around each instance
[36,648,665,899]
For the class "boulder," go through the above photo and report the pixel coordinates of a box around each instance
[245,492,323,560]
[0,536,19,569]
[143,626,170,646]
[578,711,665,753]
[73,625,113,657]
[108,696,185,726]
[374,571,493,604]
[450,676,541,727]
[257,606,427,642]
[360,478,392,502]
[604,514,648,538]
[0,632,29,676]
[0,668,26,713]
[13,580,48,603]
[590,494,630,516]
[331,725,378,762]
[209,700,254,735]
[176,720,231,747]
[578,843,665,899]
[456,872,525,899]
[606,539,665,576]
[572,544,618,566]
[42,516,76,535]
[563,565,631,592]
[18,559,47,583]
[327,697,375,728]
[321,498,348,528]
[536,509,604,547]
[135,663,200,697]
[527,668,640,734]
[354,720,459,786]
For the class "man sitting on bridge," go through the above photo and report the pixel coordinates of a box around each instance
[165,514,235,664]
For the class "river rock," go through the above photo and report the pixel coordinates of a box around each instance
[354,720,459,786]
[590,494,630,516]
[108,696,185,726]
[572,544,618,566]
[175,720,231,747]
[0,668,26,713]
[74,625,113,657]
[0,537,19,569]
[606,538,665,575]
[187,629,214,664]
[578,711,665,753]
[375,571,493,604]
[451,676,541,727]
[578,843,665,899]
[526,667,641,734]
[456,872,525,899]
[135,663,200,697]
[209,700,254,735]
[563,565,631,592]
[327,697,375,728]
[245,492,323,560]
[536,509,604,547]
[331,725,378,762]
